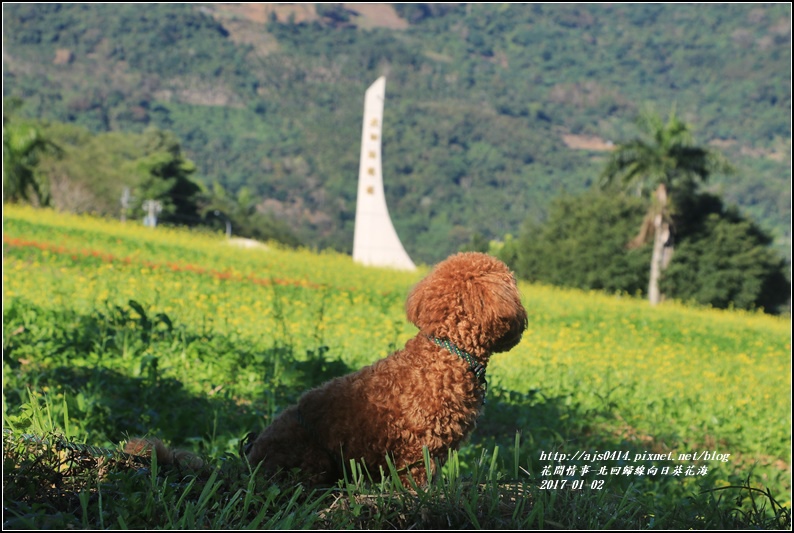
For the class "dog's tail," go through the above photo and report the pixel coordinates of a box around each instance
[124,437,205,470]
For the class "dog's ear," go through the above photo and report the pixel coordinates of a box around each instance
[479,274,528,353]
[405,274,434,330]
[405,261,466,335]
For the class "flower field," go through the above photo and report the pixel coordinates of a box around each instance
[3,204,791,527]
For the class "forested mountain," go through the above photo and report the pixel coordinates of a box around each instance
[3,3,790,263]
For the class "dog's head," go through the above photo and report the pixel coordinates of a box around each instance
[405,252,527,355]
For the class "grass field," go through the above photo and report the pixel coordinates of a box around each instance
[2,204,791,529]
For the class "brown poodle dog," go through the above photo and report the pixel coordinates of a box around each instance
[127,252,527,486]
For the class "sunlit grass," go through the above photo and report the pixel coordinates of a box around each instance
[3,204,791,519]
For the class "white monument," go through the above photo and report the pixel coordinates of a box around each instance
[352,77,416,270]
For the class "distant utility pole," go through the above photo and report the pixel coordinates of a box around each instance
[120,187,132,223]
[142,199,162,228]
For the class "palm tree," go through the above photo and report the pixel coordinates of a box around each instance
[599,107,731,305]
[3,100,61,205]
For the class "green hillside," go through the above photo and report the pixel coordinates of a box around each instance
[2,3,790,263]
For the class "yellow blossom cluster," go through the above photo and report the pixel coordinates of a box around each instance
[3,205,791,483]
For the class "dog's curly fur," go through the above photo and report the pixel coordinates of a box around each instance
[127,252,527,485]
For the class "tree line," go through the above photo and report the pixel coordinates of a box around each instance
[5,100,789,313]
[490,108,789,314]
[3,99,300,246]
[2,3,790,265]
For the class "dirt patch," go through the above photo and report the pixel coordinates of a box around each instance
[204,3,408,57]
[343,4,409,30]
[211,3,319,25]
[227,237,268,250]
[217,18,281,57]
[207,3,408,29]
[562,133,614,151]
[53,48,74,65]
